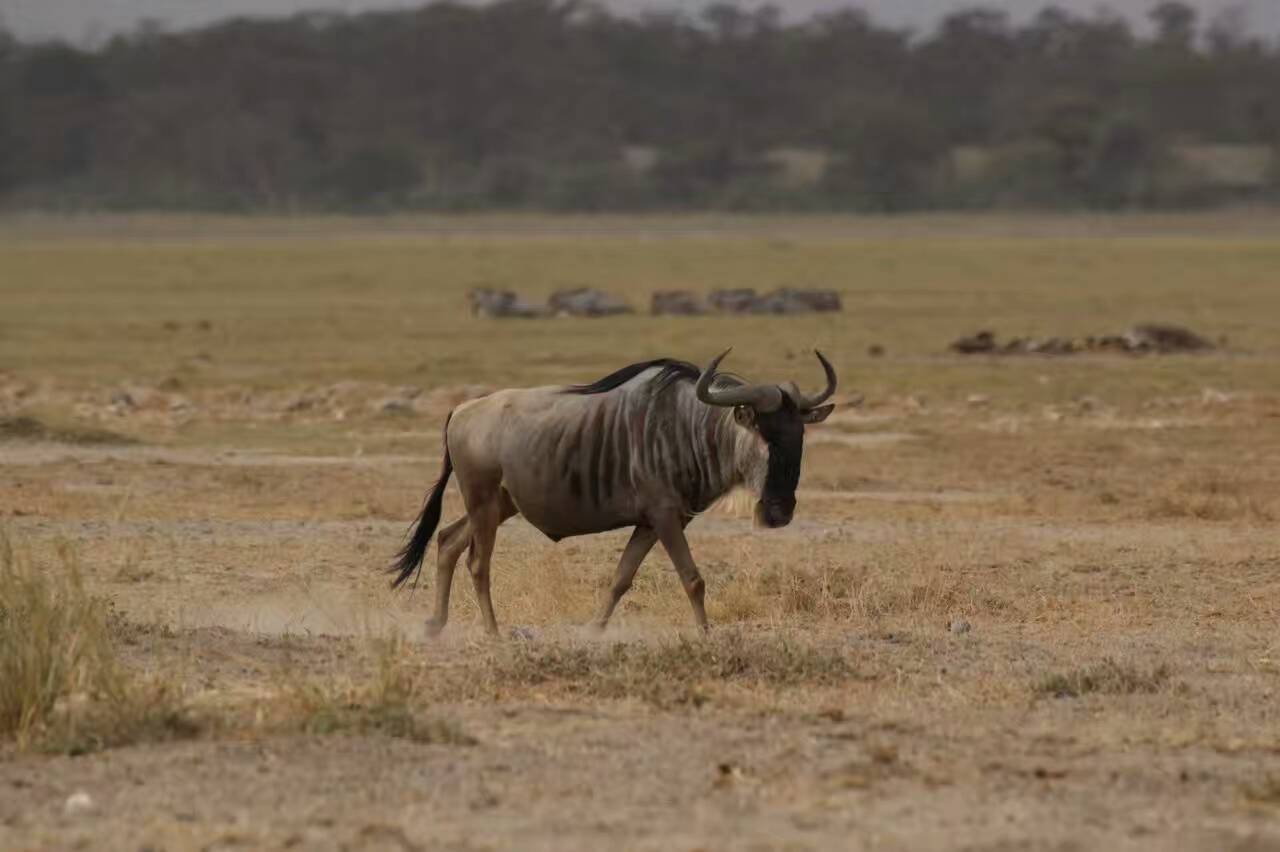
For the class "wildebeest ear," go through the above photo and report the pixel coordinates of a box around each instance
[733,405,756,427]
[801,404,834,424]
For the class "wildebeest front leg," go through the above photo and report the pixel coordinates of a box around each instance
[593,526,658,631]
[654,515,709,632]
[426,517,469,638]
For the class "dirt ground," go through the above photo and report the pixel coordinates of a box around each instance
[1,214,1279,850]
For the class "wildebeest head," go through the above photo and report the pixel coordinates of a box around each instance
[695,349,836,528]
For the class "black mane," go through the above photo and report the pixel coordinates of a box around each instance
[563,358,700,396]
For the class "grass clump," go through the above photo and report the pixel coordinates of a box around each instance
[0,531,197,752]
[1145,472,1275,523]
[283,635,474,745]
[1034,658,1171,699]
[1241,775,1280,808]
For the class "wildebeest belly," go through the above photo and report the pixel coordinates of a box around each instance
[501,474,639,541]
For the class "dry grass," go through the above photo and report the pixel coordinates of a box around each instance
[1242,775,1280,808]
[1034,659,1172,699]
[2,213,1278,412]
[0,213,1278,847]
[1145,471,1276,522]
[0,529,197,753]
[0,536,468,752]
[273,635,474,744]
[0,531,122,745]
[0,414,135,446]
[427,630,865,708]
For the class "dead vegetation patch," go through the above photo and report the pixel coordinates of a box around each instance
[2,532,475,753]
[277,639,475,745]
[0,414,136,446]
[1241,775,1280,808]
[1034,658,1172,699]
[1145,472,1276,522]
[428,631,866,707]
[715,556,1002,628]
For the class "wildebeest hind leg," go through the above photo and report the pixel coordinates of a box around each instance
[466,489,517,636]
[593,526,658,631]
[425,517,469,638]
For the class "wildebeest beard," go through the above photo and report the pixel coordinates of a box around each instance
[752,396,803,527]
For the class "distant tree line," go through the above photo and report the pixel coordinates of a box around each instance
[1,0,1279,212]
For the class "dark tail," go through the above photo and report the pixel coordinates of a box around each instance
[389,412,454,590]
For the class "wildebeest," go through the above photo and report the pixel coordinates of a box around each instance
[650,290,708,316]
[708,288,761,314]
[547,287,634,317]
[752,288,842,314]
[708,287,842,315]
[390,350,837,635]
[467,287,545,319]
[1124,323,1215,353]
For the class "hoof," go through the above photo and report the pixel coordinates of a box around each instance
[424,619,446,639]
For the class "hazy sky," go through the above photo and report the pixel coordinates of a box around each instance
[3,0,1278,43]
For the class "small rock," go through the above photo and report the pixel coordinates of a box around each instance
[966,394,990,407]
[64,791,94,815]
[949,330,996,354]
[109,390,136,410]
[1075,395,1103,413]
[377,398,413,416]
[1200,388,1231,405]
[509,626,536,641]
[867,344,885,358]
[282,394,316,413]
[948,618,971,635]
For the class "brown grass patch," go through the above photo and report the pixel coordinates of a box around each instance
[714,547,1006,628]
[1145,472,1275,522]
[1034,658,1171,699]
[426,630,867,708]
[274,635,475,744]
[0,414,136,446]
[1241,775,1280,808]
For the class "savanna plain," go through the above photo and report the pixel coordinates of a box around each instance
[1,212,1278,851]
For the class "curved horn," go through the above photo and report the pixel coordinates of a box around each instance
[795,350,838,409]
[695,348,783,411]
